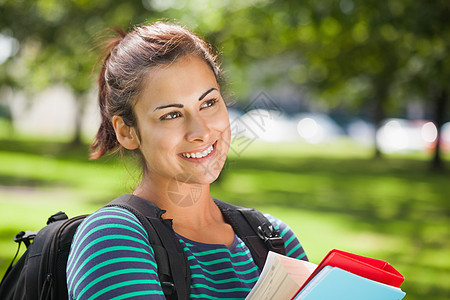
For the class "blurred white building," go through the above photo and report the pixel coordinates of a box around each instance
[4,85,99,140]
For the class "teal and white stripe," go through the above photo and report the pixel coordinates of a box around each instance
[67,206,307,299]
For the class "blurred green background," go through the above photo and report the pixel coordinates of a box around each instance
[0,138,448,299]
[0,1,449,299]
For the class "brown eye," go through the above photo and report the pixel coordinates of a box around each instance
[200,99,218,109]
[161,111,182,120]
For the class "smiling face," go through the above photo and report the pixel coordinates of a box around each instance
[129,55,231,185]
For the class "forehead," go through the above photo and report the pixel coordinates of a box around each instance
[138,55,219,105]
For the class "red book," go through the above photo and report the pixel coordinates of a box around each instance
[293,249,405,298]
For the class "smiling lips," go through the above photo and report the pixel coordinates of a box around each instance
[181,143,215,159]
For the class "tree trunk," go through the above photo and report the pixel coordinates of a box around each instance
[70,92,87,147]
[373,97,385,159]
[372,79,388,159]
[431,88,447,171]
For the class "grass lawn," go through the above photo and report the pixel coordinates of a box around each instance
[0,137,448,299]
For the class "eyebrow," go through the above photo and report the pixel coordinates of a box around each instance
[198,88,218,101]
[153,103,183,111]
[153,88,218,111]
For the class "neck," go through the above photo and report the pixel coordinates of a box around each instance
[133,173,221,229]
[134,172,234,246]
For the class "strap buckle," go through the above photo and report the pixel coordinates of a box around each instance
[256,223,278,240]
[14,230,38,248]
[257,223,285,254]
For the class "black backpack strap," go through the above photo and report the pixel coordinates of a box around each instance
[213,198,285,269]
[106,194,190,300]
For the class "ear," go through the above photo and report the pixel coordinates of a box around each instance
[112,116,140,150]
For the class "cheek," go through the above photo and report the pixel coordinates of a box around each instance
[220,111,231,136]
[222,119,231,142]
[152,130,182,152]
[215,105,231,130]
[139,126,179,158]
[216,111,231,147]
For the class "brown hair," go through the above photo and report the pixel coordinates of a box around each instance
[90,22,222,159]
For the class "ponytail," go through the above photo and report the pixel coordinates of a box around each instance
[89,29,126,160]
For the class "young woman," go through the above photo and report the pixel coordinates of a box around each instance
[67,22,307,299]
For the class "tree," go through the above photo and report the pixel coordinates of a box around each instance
[397,0,450,170]
[1,0,448,169]
[0,0,156,144]
[200,0,449,167]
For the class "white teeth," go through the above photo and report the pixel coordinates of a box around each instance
[182,144,214,159]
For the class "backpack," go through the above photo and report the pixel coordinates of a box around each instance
[0,194,286,300]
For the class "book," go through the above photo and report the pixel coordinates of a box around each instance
[294,266,406,300]
[245,251,317,300]
[298,249,405,290]
[246,250,406,300]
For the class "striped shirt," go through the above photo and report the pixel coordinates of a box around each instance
[67,206,307,299]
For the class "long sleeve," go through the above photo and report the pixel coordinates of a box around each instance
[66,207,165,300]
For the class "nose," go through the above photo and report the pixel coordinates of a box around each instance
[185,115,211,143]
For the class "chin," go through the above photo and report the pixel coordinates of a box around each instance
[169,168,221,185]
[195,168,223,185]
[206,170,223,184]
